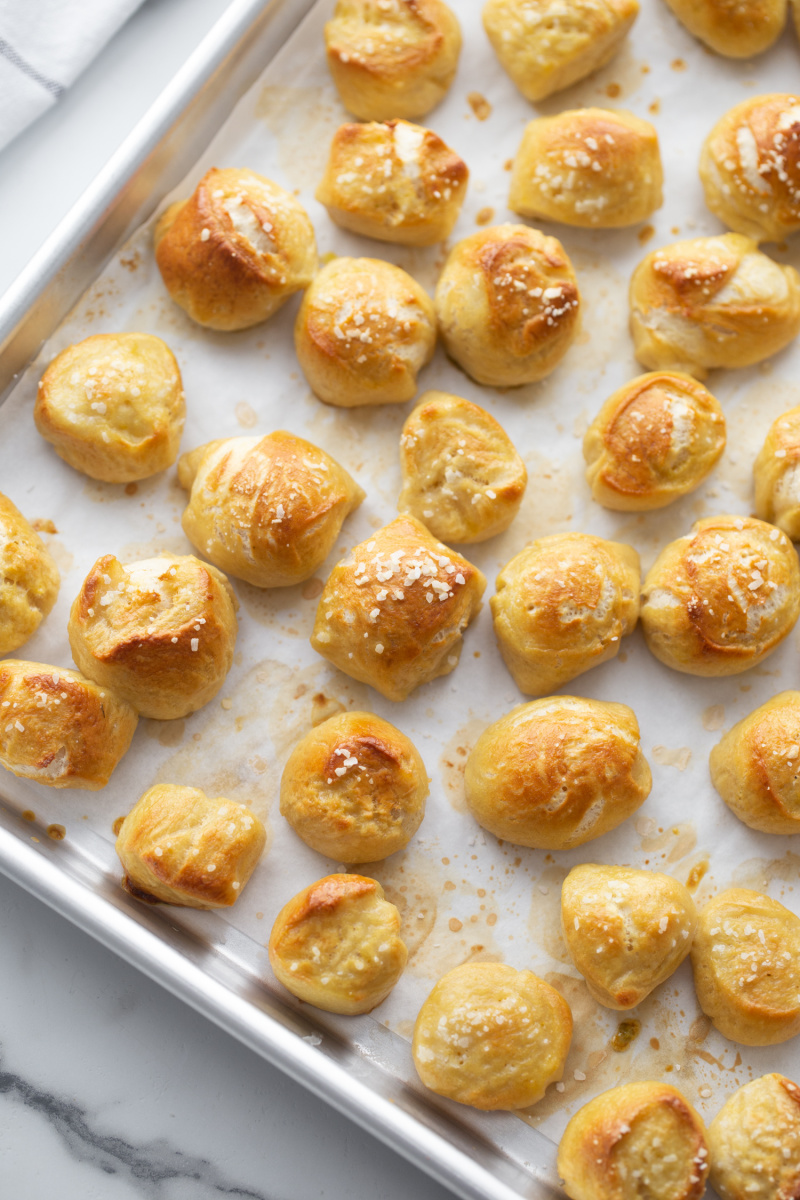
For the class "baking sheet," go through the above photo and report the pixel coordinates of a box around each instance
[2,0,800,1175]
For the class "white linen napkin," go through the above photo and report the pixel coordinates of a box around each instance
[0,0,146,152]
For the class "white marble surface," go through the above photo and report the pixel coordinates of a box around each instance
[0,2,456,1195]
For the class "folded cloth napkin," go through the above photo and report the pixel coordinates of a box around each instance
[0,0,146,153]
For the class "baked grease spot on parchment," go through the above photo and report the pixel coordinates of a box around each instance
[256,84,342,191]
[638,821,697,864]
[732,851,800,897]
[40,537,74,574]
[702,704,725,731]
[652,745,692,771]
[439,719,486,813]
[528,863,571,966]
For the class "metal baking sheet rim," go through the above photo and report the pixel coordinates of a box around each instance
[0,3,552,1198]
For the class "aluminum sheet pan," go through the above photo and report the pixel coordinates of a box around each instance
[2,0,800,1196]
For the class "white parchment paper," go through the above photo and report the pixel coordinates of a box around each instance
[3,0,800,1171]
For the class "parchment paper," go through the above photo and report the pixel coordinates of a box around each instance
[3,0,800,1169]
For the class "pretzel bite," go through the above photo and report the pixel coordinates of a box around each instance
[178,433,364,587]
[412,962,572,1110]
[664,0,786,57]
[640,515,800,677]
[316,120,468,247]
[434,224,581,387]
[557,1082,709,1200]
[754,406,800,541]
[279,711,428,862]
[700,95,800,243]
[294,257,436,408]
[583,372,726,512]
[510,108,662,229]
[561,864,698,1010]
[629,234,800,378]
[0,660,137,790]
[154,167,317,331]
[483,0,639,103]
[324,0,461,122]
[68,553,238,720]
[35,333,185,483]
[691,888,800,1045]
[708,1074,800,1200]
[0,493,59,656]
[268,874,407,1014]
[464,697,651,850]
[710,692,800,835]
[491,532,640,695]
[310,515,485,702]
[398,391,527,543]
[116,784,266,908]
